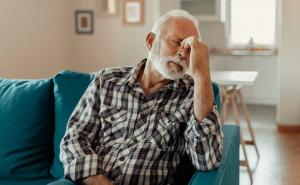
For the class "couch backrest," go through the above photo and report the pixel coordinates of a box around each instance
[0,78,54,180]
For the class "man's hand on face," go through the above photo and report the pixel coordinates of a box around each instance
[181,36,214,120]
[181,36,210,81]
[81,175,113,185]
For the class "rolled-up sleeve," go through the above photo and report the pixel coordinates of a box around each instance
[59,71,103,181]
[184,105,224,171]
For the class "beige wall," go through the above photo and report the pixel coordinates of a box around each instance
[0,0,72,79]
[70,0,155,73]
[69,0,182,73]
[277,0,300,125]
[0,0,179,77]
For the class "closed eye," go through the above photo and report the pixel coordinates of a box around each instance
[170,39,181,46]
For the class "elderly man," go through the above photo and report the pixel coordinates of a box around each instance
[59,10,223,185]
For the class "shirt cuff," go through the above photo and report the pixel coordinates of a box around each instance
[64,154,103,181]
[185,104,221,137]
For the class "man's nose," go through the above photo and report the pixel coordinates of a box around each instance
[177,46,189,60]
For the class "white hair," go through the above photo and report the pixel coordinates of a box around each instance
[151,9,200,38]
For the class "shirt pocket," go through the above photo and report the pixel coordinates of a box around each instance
[99,106,127,146]
[148,111,181,151]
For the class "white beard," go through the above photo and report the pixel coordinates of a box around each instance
[149,40,188,80]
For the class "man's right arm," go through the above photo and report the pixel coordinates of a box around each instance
[59,71,104,182]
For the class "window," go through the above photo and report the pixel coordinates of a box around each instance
[229,0,276,47]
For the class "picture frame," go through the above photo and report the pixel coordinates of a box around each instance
[121,0,144,25]
[95,0,119,16]
[75,10,94,34]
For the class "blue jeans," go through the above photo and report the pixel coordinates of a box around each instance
[48,179,76,185]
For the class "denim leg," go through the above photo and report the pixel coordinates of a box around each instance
[47,178,76,185]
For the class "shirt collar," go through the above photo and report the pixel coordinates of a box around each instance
[114,59,146,86]
[128,59,147,87]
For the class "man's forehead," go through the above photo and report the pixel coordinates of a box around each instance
[161,17,199,39]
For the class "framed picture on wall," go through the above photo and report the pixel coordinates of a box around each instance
[75,10,94,34]
[121,0,144,25]
[95,0,119,16]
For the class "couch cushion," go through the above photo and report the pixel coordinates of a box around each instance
[0,78,54,179]
[50,70,94,178]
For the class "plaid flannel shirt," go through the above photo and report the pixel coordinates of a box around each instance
[60,59,223,185]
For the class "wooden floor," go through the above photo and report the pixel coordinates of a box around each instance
[224,105,300,185]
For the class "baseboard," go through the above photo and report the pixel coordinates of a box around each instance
[277,123,300,132]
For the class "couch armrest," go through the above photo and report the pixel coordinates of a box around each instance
[189,125,240,185]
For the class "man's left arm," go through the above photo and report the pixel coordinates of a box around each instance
[182,37,224,171]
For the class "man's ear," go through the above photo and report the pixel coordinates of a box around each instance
[146,32,155,51]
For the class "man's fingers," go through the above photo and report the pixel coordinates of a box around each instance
[181,37,191,48]
[181,36,203,50]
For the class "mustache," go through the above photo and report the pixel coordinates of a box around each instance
[164,55,187,68]
[149,47,187,69]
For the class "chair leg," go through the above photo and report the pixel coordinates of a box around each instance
[221,93,228,124]
[230,92,253,184]
[240,132,253,185]
[237,89,260,159]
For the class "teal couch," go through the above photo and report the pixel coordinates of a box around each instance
[0,70,239,185]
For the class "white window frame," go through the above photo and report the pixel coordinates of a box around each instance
[226,0,279,49]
